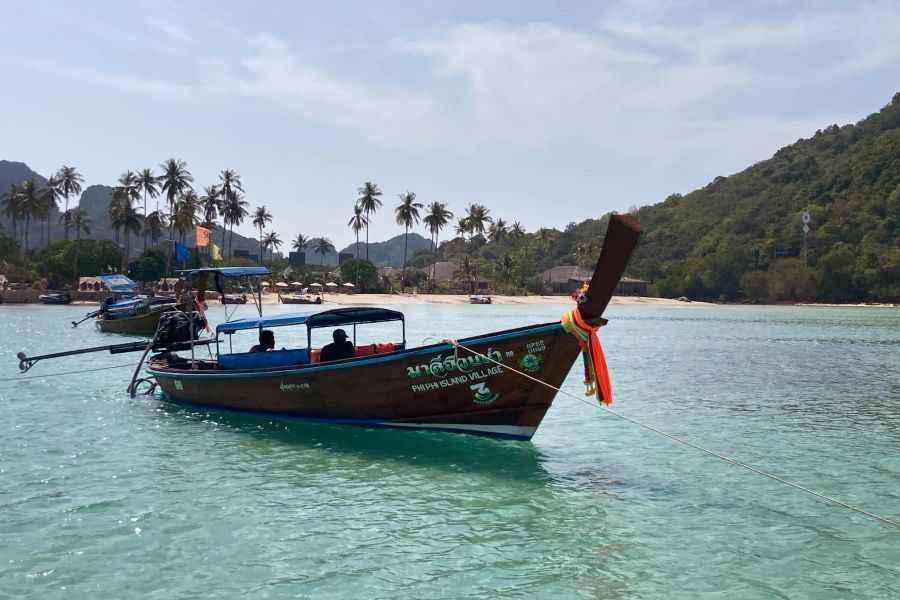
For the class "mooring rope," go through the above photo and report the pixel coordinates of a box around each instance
[442,338,900,530]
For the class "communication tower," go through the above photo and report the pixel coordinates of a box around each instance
[801,211,810,266]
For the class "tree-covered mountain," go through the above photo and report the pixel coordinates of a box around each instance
[338,233,431,267]
[0,162,272,259]
[625,92,899,302]
[424,93,898,302]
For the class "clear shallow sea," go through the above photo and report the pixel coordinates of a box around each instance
[0,302,897,599]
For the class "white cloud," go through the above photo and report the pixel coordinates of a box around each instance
[13,1,897,163]
[201,34,461,150]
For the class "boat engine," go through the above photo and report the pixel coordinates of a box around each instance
[155,312,208,347]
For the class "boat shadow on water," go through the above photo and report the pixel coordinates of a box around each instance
[153,399,558,484]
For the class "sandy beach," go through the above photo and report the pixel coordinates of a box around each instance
[58,293,704,307]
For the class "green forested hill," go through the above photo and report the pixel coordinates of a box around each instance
[626,93,900,302]
[432,93,898,302]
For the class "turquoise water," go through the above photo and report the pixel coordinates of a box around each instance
[1,303,898,598]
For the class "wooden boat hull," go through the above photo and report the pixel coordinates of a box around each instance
[149,322,580,440]
[96,306,177,334]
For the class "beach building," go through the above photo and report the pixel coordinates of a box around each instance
[615,277,650,296]
[539,265,594,294]
[540,265,649,295]
[429,261,490,293]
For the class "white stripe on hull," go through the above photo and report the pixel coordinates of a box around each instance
[385,422,536,439]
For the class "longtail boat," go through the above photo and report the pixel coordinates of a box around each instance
[39,291,72,305]
[18,215,643,441]
[148,215,642,440]
[73,274,181,334]
[94,298,181,334]
[279,292,323,304]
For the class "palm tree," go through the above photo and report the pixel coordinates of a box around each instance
[218,169,244,250]
[200,185,220,228]
[314,237,334,265]
[159,158,194,241]
[356,181,382,261]
[464,203,492,241]
[292,233,309,253]
[17,179,43,254]
[173,191,199,244]
[41,176,61,246]
[36,186,55,248]
[135,168,159,251]
[423,202,453,280]
[108,188,128,244]
[117,170,141,218]
[573,242,598,268]
[1,183,21,242]
[510,221,526,286]
[261,231,283,266]
[292,234,309,271]
[510,221,525,242]
[224,192,249,257]
[69,208,92,282]
[347,205,367,285]
[488,218,508,244]
[454,217,471,265]
[536,228,554,281]
[70,208,91,239]
[146,211,167,247]
[252,205,273,260]
[395,191,423,285]
[347,204,367,260]
[55,166,84,241]
[121,204,143,269]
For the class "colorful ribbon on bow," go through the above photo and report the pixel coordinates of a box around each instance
[561,306,612,405]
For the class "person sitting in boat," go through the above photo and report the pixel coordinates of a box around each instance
[320,329,354,362]
[250,329,276,352]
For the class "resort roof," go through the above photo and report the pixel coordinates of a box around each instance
[217,307,405,334]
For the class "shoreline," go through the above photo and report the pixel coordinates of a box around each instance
[300,294,706,306]
[20,293,707,307]
[6,294,896,308]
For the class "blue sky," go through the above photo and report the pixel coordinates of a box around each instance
[1,0,898,248]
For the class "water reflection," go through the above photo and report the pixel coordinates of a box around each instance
[154,401,558,484]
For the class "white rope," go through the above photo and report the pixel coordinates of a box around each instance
[442,338,900,530]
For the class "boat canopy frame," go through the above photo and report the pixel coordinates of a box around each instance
[216,307,406,356]
[178,266,274,317]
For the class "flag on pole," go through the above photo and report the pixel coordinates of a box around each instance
[211,243,222,261]
[195,225,211,247]
[175,242,192,261]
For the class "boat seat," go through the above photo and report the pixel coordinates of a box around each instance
[218,348,310,370]
[308,343,402,363]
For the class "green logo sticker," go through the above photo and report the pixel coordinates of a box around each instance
[519,353,543,374]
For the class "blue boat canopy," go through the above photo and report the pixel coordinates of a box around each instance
[217,307,405,334]
[108,297,175,310]
[177,266,272,277]
[98,274,138,293]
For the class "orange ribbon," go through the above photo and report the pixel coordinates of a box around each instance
[561,306,612,405]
